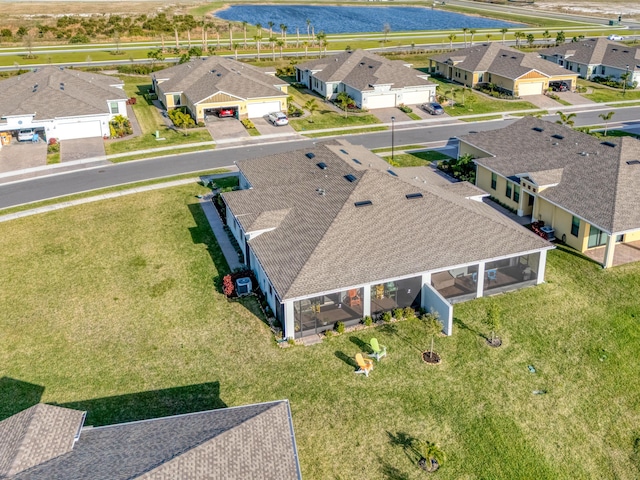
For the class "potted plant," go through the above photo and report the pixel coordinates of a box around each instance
[421,311,443,364]
[413,439,446,473]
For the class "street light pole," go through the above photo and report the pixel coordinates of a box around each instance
[391,116,395,164]
[623,64,629,97]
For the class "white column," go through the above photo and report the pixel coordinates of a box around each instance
[421,273,432,310]
[603,234,616,269]
[536,250,547,285]
[284,301,295,339]
[362,284,371,317]
[476,263,485,298]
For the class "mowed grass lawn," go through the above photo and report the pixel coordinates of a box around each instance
[1,184,640,479]
[579,79,640,103]
[384,150,452,167]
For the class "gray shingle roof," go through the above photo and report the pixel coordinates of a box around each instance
[153,57,287,104]
[296,49,434,91]
[224,141,550,301]
[460,116,640,233]
[6,401,299,480]
[538,38,640,72]
[0,404,85,478]
[0,67,126,121]
[431,43,573,80]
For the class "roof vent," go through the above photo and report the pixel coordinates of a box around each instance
[533,127,544,132]
[340,149,348,154]
[317,188,326,195]
[627,160,640,165]
[623,50,629,53]
[211,69,216,73]
[552,142,559,146]
[360,62,365,65]
[580,152,589,156]
[405,192,424,199]
[612,48,618,52]
[551,134,564,139]
[601,141,616,148]
[316,162,327,170]
[305,152,316,159]
[387,169,398,177]
[352,158,362,165]
[511,56,517,59]
[354,200,372,207]
[216,73,222,77]
[344,174,357,182]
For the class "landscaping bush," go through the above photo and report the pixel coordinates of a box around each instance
[437,153,476,183]
[398,103,413,113]
[382,311,392,323]
[591,75,638,90]
[109,115,133,138]
[393,308,405,320]
[222,274,234,297]
[288,104,303,117]
[336,321,345,334]
[241,118,255,129]
[47,143,60,154]
[69,34,90,44]
[363,315,373,327]
[403,307,416,319]
[168,108,196,129]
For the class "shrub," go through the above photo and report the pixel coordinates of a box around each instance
[393,308,405,320]
[363,315,373,327]
[197,121,205,127]
[325,329,333,338]
[336,321,345,334]
[287,338,295,345]
[222,274,234,297]
[47,143,60,154]
[69,34,90,44]
[382,311,392,323]
[403,307,416,319]
[168,108,195,128]
[398,103,412,113]
[241,118,255,129]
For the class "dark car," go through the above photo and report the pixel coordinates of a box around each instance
[421,102,445,115]
[549,81,569,92]
[218,108,236,118]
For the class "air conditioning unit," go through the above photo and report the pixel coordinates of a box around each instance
[236,277,253,296]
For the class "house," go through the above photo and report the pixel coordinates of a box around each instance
[0,66,128,141]
[0,401,301,479]
[458,116,640,268]
[538,37,640,87]
[221,140,553,340]
[429,43,578,96]
[294,50,436,109]
[152,56,288,121]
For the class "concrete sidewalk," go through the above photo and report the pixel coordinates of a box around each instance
[199,197,243,271]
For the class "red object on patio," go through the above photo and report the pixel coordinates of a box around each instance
[346,289,361,307]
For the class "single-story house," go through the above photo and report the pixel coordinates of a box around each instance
[538,37,640,87]
[0,66,128,141]
[294,49,436,109]
[458,116,640,268]
[429,43,579,96]
[0,401,301,479]
[221,139,553,340]
[152,56,288,121]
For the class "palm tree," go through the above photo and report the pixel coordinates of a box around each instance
[269,35,277,60]
[306,18,311,40]
[462,27,469,47]
[599,111,615,136]
[413,440,446,472]
[302,40,309,58]
[485,33,493,43]
[277,39,284,58]
[255,23,262,38]
[542,29,551,44]
[514,31,525,48]
[304,98,318,122]
[447,33,456,50]
[469,28,476,45]
[382,23,391,43]
[316,31,326,56]
[526,33,535,48]
[267,21,274,37]
[500,27,508,44]
[556,111,576,127]
[214,24,221,49]
[201,20,208,53]
[228,22,233,50]
[280,23,287,43]
[233,42,240,61]
[242,20,248,48]
[254,34,261,60]
[336,91,353,117]
[296,26,300,47]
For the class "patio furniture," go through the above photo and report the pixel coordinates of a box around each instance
[346,289,361,307]
[432,271,455,290]
[355,353,374,377]
[486,269,497,283]
[369,338,387,361]
[375,284,384,299]
[385,282,398,297]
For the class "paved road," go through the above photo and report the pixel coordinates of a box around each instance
[1,107,639,209]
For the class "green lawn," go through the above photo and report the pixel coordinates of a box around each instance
[290,110,380,131]
[580,79,640,102]
[384,150,452,167]
[105,76,212,156]
[1,184,640,479]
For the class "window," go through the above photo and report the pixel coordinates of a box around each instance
[616,234,624,243]
[513,185,520,203]
[571,216,580,237]
[601,66,606,75]
[491,172,497,190]
[505,182,512,199]
[173,94,181,106]
[109,102,119,114]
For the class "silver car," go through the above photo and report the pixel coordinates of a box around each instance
[421,102,445,115]
[267,112,289,126]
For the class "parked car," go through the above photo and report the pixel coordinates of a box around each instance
[17,129,35,141]
[267,112,289,126]
[218,108,235,118]
[421,102,445,115]
[607,34,624,41]
[549,81,569,92]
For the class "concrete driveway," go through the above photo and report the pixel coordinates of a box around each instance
[525,94,562,109]
[60,137,106,162]
[252,116,297,136]
[206,118,248,141]
[0,138,47,173]
[556,91,597,106]
[373,107,411,124]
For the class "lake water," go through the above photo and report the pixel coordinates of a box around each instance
[214,5,523,34]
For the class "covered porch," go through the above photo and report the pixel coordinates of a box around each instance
[583,239,640,267]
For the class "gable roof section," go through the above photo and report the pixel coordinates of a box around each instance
[296,49,434,91]
[539,38,640,71]
[224,141,550,301]
[7,401,299,480]
[0,67,126,121]
[431,43,573,80]
[0,404,85,477]
[153,57,287,104]
[460,116,640,233]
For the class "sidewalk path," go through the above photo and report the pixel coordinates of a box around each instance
[199,197,243,271]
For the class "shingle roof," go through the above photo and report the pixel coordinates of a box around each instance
[0,67,126,121]
[430,43,573,80]
[296,49,434,91]
[6,401,299,480]
[153,57,287,104]
[539,38,640,71]
[224,141,550,301]
[459,116,640,233]
[0,404,85,478]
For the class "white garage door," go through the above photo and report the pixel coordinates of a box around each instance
[365,94,397,109]
[55,120,102,140]
[401,90,434,105]
[518,82,544,96]
[247,101,282,118]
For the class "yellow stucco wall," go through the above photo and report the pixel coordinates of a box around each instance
[459,142,492,159]
[476,166,518,210]
[625,230,640,242]
[535,197,588,251]
[488,74,516,93]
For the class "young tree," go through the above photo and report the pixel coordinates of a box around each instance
[147,48,164,67]
[382,23,391,43]
[254,34,262,60]
[267,21,274,38]
[213,24,221,49]
[514,31,525,48]
[269,35,277,60]
[336,91,353,118]
[233,42,240,61]
[242,20,248,48]
[306,18,311,40]
[421,311,443,360]
[599,111,615,136]
[556,111,576,127]
[555,30,565,46]
[469,28,476,45]
[448,33,456,49]
[500,27,508,44]
[413,440,446,472]
[276,39,284,58]
[542,29,551,44]
[462,27,469,47]
[302,40,309,58]
[485,33,493,43]
[526,33,535,48]
[304,98,318,122]
[484,302,502,345]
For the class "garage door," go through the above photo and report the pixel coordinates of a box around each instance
[55,121,102,140]
[365,94,397,109]
[518,82,544,96]
[402,90,433,105]
[247,101,282,118]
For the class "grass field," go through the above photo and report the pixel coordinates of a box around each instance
[1,183,640,479]
[290,110,380,131]
[580,79,640,103]
[384,150,452,167]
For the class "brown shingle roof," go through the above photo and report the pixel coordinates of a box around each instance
[539,38,640,72]
[153,57,287,104]
[224,141,550,301]
[296,49,434,91]
[460,116,640,233]
[0,67,126,121]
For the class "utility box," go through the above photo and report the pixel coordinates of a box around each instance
[236,277,253,296]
